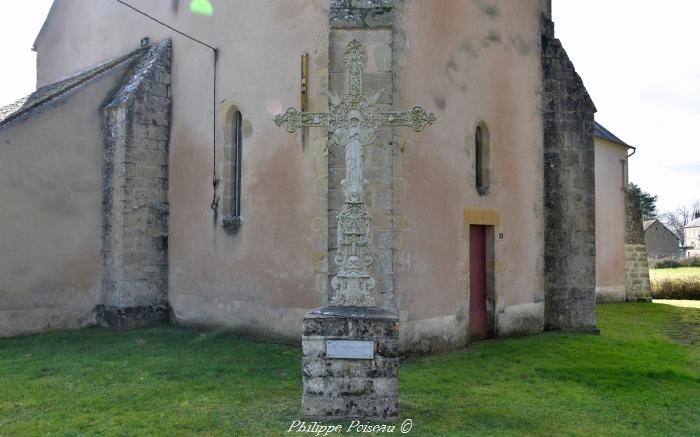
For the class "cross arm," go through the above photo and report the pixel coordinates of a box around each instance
[378,106,436,132]
[274,107,329,133]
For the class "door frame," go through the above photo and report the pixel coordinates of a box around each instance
[464,208,499,340]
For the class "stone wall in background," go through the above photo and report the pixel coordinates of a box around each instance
[644,220,681,259]
[100,39,172,329]
[624,192,652,301]
[541,17,598,331]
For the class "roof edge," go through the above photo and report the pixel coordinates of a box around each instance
[594,121,634,150]
[104,39,172,110]
[0,45,146,132]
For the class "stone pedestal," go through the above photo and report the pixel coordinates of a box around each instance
[302,306,399,420]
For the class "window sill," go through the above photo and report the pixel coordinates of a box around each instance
[223,216,241,234]
[477,186,489,196]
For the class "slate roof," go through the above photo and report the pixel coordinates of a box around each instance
[686,217,700,228]
[594,121,632,149]
[644,219,681,240]
[0,47,145,131]
[643,220,655,231]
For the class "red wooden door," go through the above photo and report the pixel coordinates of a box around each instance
[469,225,487,340]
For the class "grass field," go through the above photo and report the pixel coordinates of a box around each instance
[649,267,700,299]
[654,299,700,309]
[1,304,699,436]
[649,266,700,280]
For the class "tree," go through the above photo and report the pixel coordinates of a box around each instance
[627,182,658,220]
[659,199,700,247]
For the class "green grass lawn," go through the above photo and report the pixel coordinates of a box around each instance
[1,304,699,436]
[650,266,700,280]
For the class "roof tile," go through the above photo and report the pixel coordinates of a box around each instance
[0,47,145,130]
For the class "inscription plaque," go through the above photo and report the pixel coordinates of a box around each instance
[326,340,375,359]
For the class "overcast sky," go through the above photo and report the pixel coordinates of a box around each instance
[0,1,697,213]
[553,0,700,212]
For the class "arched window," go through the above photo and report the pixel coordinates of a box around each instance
[223,107,242,232]
[475,122,490,195]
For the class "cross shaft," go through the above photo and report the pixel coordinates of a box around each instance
[275,40,435,306]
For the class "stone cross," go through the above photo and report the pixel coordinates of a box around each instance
[275,40,435,307]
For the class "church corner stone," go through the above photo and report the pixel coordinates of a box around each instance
[541,17,598,332]
[100,39,173,329]
[624,192,653,302]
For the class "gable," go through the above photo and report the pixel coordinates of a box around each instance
[644,220,679,241]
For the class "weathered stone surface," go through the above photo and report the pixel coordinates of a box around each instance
[96,305,169,330]
[101,39,172,329]
[625,191,646,245]
[302,396,398,420]
[624,192,652,301]
[302,306,399,420]
[541,17,598,332]
[330,0,393,29]
[330,9,364,29]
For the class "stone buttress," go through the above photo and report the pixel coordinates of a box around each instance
[541,18,598,331]
[99,39,172,329]
[624,192,652,301]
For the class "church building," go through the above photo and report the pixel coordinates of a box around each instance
[0,0,632,353]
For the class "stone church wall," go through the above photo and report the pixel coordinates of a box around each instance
[393,0,548,352]
[326,0,549,353]
[21,0,574,351]
[594,138,627,303]
[541,17,598,331]
[34,0,331,341]
[0,66,133,337]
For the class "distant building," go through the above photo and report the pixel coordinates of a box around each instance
[643,219,680,259]
[685,217,700,257]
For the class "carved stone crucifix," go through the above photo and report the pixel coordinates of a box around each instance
[275,40,435,306]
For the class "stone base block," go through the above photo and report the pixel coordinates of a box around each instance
[302,306,399,420]
[595,285,626,303]
[302,396,398,420]
[96,305,169,330]
[626,295,652,303]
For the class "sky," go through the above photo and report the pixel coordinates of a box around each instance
[0,0,697,213]
[552,0,700,212]
[0,1,53,105]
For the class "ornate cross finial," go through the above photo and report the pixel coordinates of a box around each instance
[344,40,367,95]
[275,40,436,306]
